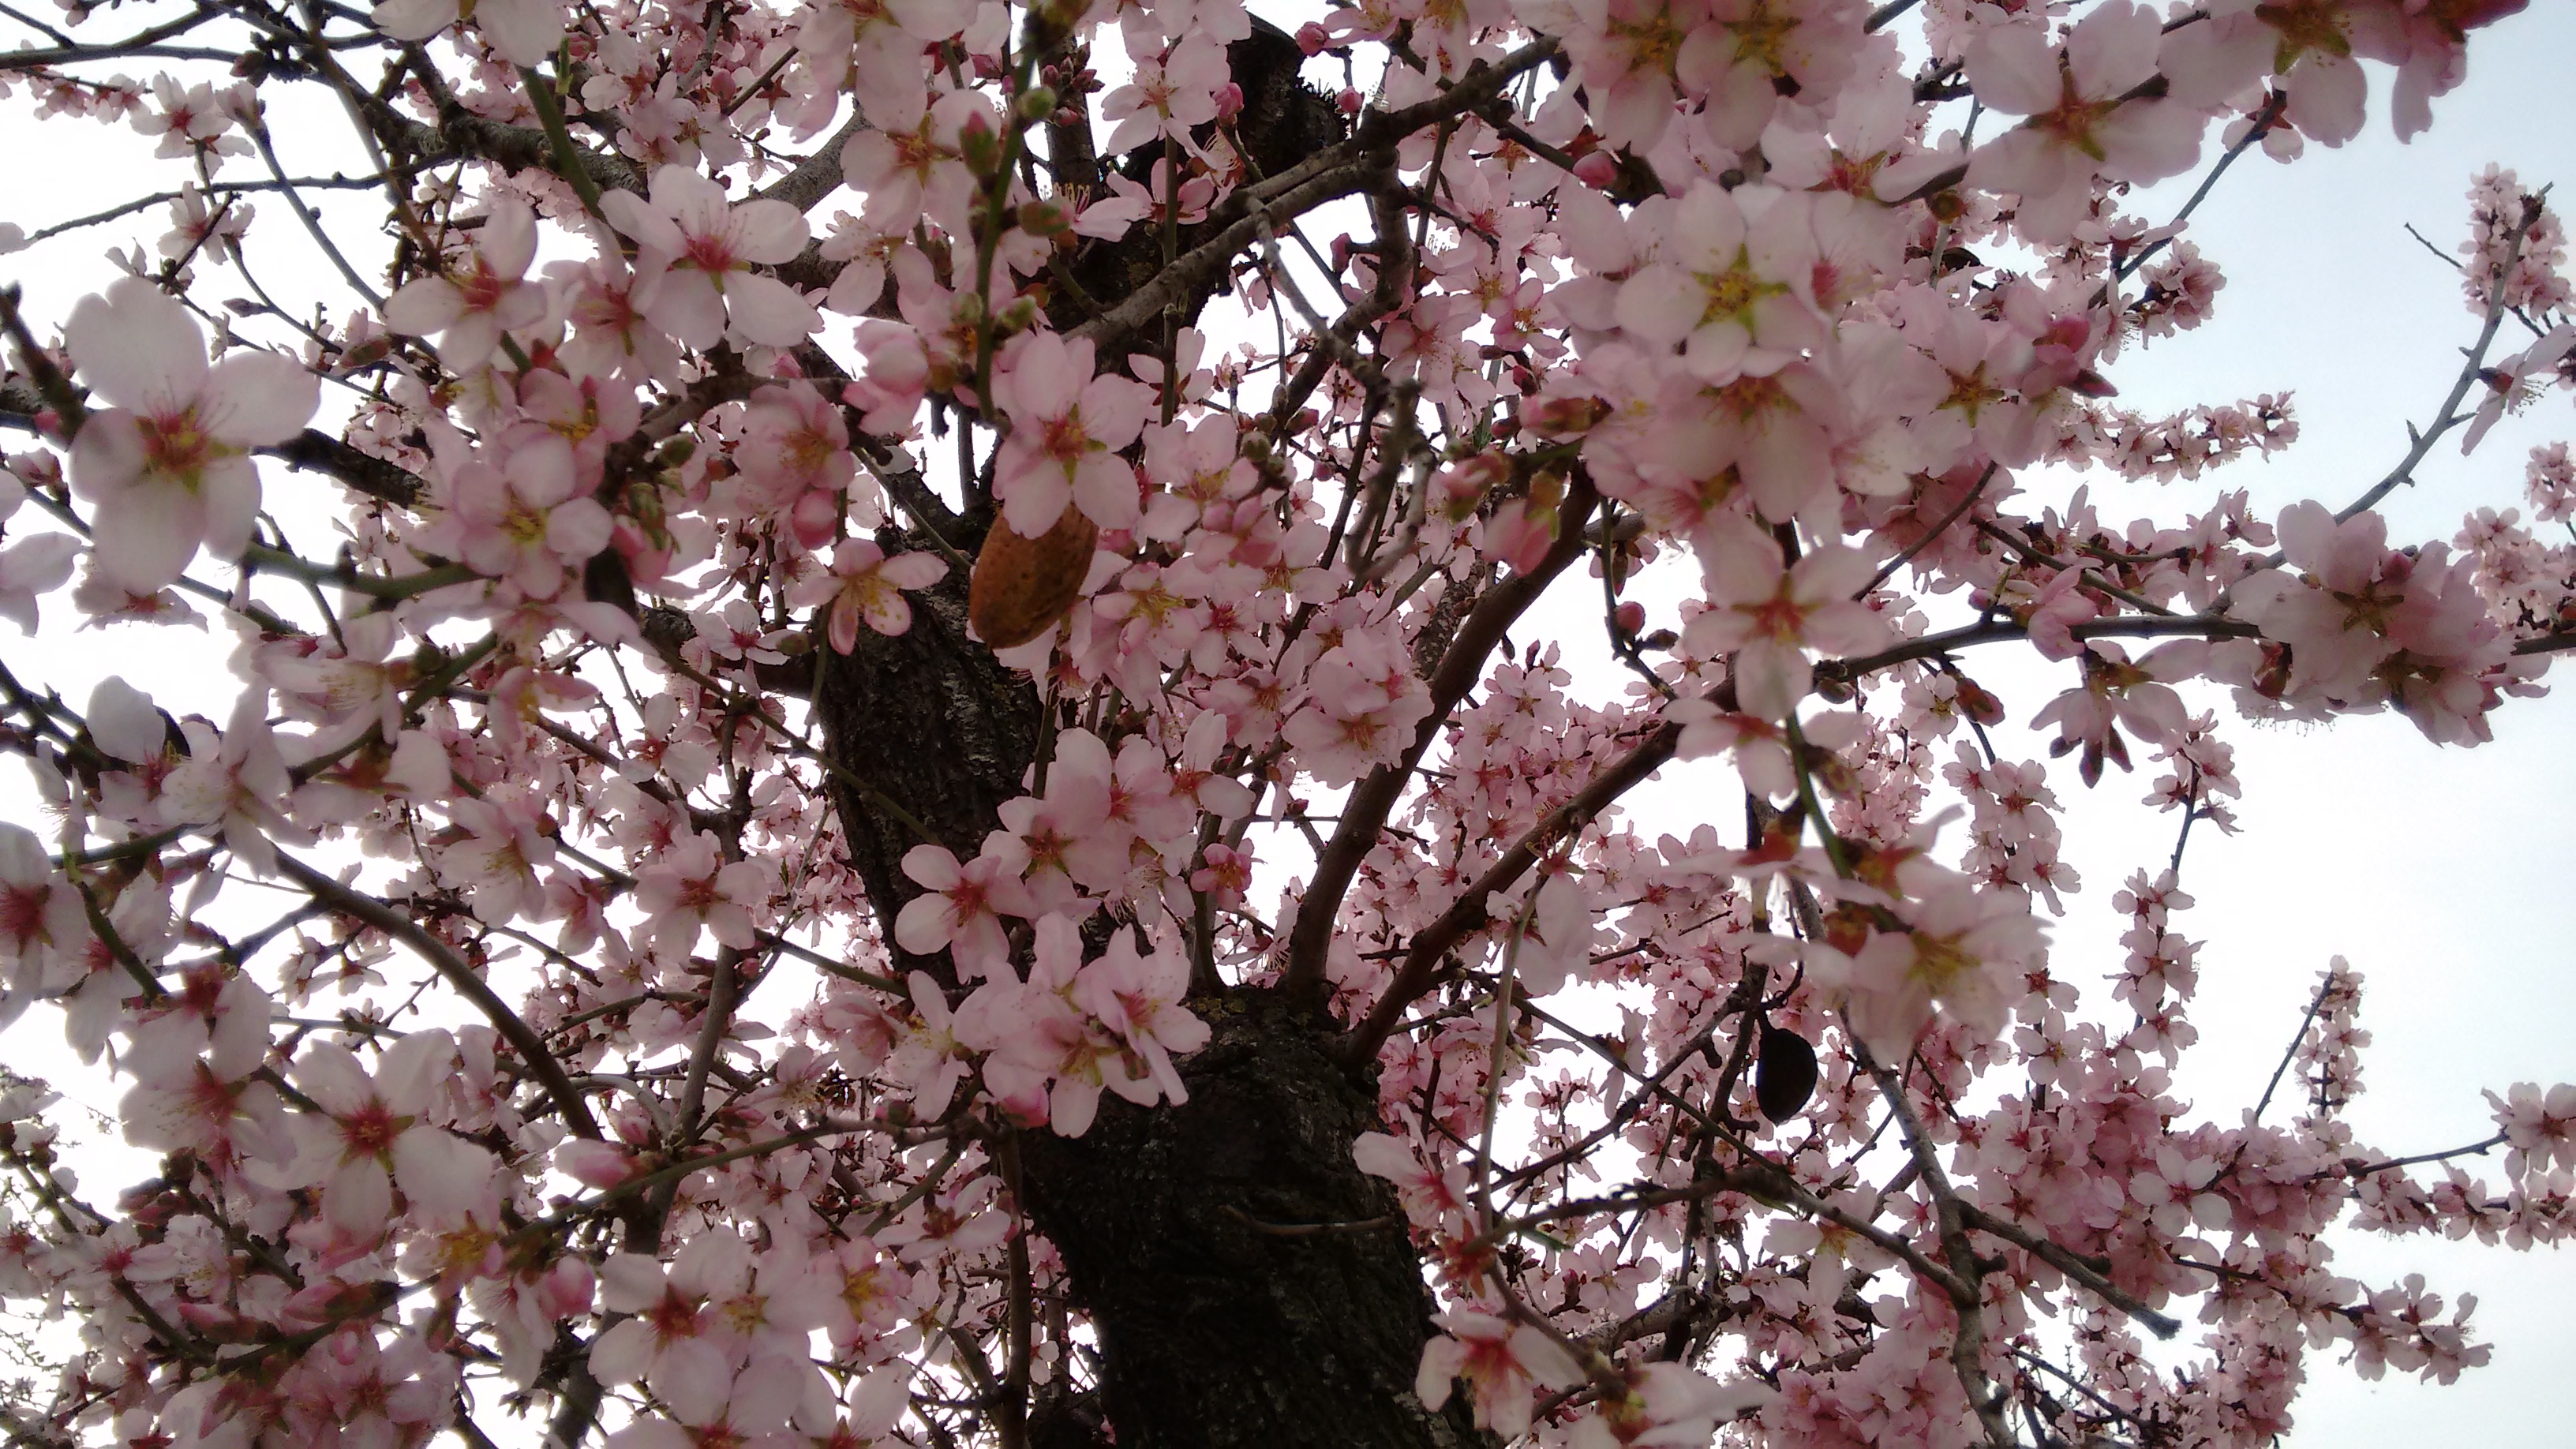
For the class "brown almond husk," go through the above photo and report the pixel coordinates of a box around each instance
[969,504,1099,650]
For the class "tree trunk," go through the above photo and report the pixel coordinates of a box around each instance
[813,569,1490,1449]
[1016,1001,1488,1449]
[800,29,1490,1439]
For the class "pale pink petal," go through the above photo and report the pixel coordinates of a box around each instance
[197,460,263,562]
[392,1125,496,1214]
[373,0,460,42]
[1073,451,1140,530]
[87,677,165,762]
[652,271,729,349]
[88,481,199,590]
[857,590,912,636]
[65,277,206,414]
[477,0,566,67]
[2064,1,2162,101]
[893,893,956,956]
[376,1028,456,1109]
[325,1156,395,1235]
[878,552,946,589]
[728,200,810,264]
[1049,1077,1101,1137]
[597,1252,672,1313]
[723,273,822,346]
[650,1338,733,1425]
[589,1318,657,1382]
[650,167,731,236]
[293,1041,377,1116]
[481,193,541,276]
[1613,266,1704,348]
[547,497,614,560]
[600,189,686,256]
[383,277,469,337]
[1964,26,2063,116]
[998,469,1071,538]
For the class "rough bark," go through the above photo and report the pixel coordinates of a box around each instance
[1044,17,1349,339]
[813,566,1491,1449]
[1017,1001,1489,1449]
[810,552,1043,979]
[802,28,1496,1442]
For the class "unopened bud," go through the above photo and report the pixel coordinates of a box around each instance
[1017,200,1070,237]
[959,118,1002,174]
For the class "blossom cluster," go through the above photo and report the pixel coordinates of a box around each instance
[0,0,2570,1444]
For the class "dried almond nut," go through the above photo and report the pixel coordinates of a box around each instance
[968,504,1099,649]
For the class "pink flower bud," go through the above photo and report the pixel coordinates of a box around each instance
[556,1138,638,1190]
[538,1255,597,1318]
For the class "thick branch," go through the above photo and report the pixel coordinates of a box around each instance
[276,853,604,1140]
[1341,714,1682,1064]
[1282,472,1601,1009]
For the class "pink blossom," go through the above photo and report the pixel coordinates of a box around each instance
[953,913,1116,1134]
[990,331,1151,537]
[601,167,819,349]
[732,382,861,548]
[882,970,975,1115]
[278,1029,496,1237]
[1964,2,2204,239]
[843,318,932,435]
[839,88,989,231]
[373,0,566,66]
[0,530,77,631]
[1069,929,1208,1109]
[65,277,318,591]
[0,824,86,1014]
[789,0,967,139]
[434,790,558,926]
[555,254,687,381]
[2028,641,2203,787]
[129,77,251,166]
[1811,872,2045,1060]
[2234,501,2404,699]
[790,540,947,651]
[2487,1082,2576,1178]
[1098,36,1230,154]
[633,832,769,954]
[382,194,548,367]
[159,689,304,875]
[591,1239,740,1416]
[1415,1309,1585,1439]
[892,841,1033,978]
[1613,183,1827,384]
[1679,521,1885,719]
[439,426,614,599]
[1353,1131,1473,1236]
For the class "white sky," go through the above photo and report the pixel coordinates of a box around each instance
[2,2,2573,1443]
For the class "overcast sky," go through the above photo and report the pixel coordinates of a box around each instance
[2,2,2573,1443]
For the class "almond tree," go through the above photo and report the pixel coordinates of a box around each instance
[0,0,2571,1446]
